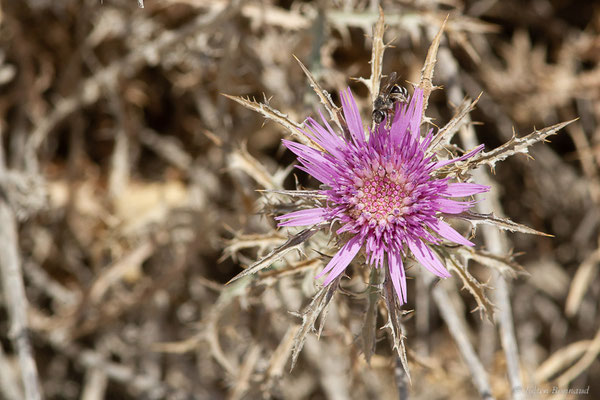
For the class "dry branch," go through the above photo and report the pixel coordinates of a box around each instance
[227,226,322,284]
[0,199,42,400]
[565,248,600,317]
[465,120,577,171]
[1,1,597,398]
[222,94,318,149]
[555,327,600,388]
[293,55,344,133]
[452,211,552,237]
[428,93,482,152]
[431,280,494,400]
[24,1,239,172]
[368,6,386,104]
[418,16,447,120]
[291,279,340,370]
[381,272,411,385]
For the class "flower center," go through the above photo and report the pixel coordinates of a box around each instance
[349,168,413,227]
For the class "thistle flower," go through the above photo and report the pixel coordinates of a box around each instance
[275,88,489,304]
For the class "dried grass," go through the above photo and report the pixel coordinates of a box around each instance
[1,0,599,399]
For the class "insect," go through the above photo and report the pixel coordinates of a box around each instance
[372,72,409,126]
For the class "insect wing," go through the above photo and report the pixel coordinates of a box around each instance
[379,71,398,95]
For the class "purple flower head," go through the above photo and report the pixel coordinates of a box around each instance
[276,88,489,305]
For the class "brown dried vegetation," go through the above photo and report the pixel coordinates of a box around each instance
[0,1,599,399]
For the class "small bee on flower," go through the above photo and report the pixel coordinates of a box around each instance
[372,72,409,126]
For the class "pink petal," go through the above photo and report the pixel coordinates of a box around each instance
[441,183,490,197]
[388,252,408,305]
[390,90,423,146]
[282,140,337,184]
[432,144,485,170]
[317,235,363,285]
[428,219,474,247]
[276,208,328,227]
[390,103,411,143]
[434,198,474,214]
[340,88,365,145]
[420,128,435,150]
[408,88,424,140]
[407,238,451,278]
[304,116,345,158]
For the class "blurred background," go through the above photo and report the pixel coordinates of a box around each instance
[0,0,599,399]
